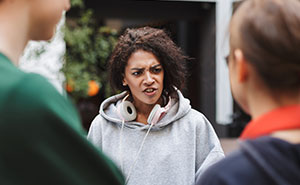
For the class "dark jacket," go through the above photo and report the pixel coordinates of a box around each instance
[196,136,300,185]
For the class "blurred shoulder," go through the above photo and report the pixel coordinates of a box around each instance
[196,149,259,185]
[4,72,82,132]
[12,73,73,109]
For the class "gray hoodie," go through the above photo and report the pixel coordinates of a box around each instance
[87,90,224,185]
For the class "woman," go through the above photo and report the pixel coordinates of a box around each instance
[196,0,300,184]
[88,26,224,185]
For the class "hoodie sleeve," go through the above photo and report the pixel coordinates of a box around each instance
[193,111,225,181]
[87,114,104,149]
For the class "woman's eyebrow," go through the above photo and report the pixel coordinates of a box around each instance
[151,64,162,68]
[130,64,161,71]
[130,67,144,71]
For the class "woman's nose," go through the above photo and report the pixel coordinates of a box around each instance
[144,72,155,84]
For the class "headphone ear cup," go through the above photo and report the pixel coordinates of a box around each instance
[119,101,137,121]
[147,104,162,125]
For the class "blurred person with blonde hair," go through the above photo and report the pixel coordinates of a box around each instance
[196,0,300,184]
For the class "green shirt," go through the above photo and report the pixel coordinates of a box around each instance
[0,53,124,185]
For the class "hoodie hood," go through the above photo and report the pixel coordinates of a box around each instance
[99,90,191,130]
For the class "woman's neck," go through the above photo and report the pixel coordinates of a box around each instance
[134,97,164,124]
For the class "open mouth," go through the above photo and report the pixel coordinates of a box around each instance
[143,88,158,96]
[144,88,156,93]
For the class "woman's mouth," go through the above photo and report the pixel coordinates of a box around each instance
[143,88,157,96]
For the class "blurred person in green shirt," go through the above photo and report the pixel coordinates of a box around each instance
[0,0,124,184]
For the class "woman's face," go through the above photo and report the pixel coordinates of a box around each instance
[28,0,70,40]
[123,49,164,107]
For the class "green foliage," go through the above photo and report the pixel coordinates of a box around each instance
[62,1,118,101]
[70,0,84,8]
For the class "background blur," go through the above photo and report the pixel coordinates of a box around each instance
[20,0,250,143]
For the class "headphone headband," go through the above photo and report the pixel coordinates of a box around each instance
[117,93,172,125]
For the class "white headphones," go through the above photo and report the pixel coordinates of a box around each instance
[117,93,171,184]
[117,93,171,125]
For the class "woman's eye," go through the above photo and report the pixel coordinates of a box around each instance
[152,68,162,74]
[132,71,142,76]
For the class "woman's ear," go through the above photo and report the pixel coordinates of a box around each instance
[234,49,249,83]
[122,79,127,86]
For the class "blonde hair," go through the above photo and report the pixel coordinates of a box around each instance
[230,0,300,91]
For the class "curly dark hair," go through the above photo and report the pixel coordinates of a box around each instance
[108,26,188,96]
